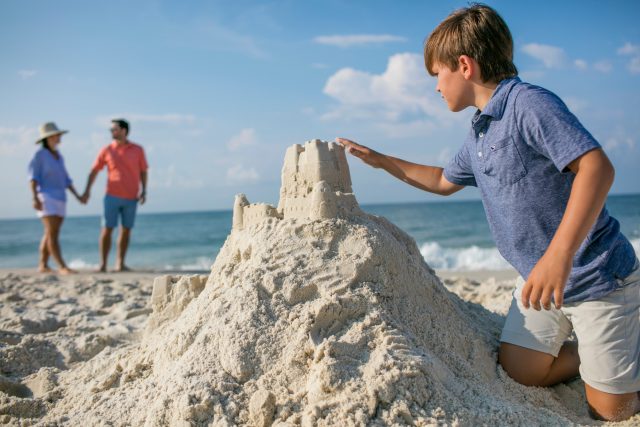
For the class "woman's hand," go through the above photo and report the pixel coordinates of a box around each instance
[33,197,42,211]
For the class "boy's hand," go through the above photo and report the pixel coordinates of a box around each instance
[521,252,572,310]
[336,138,385,169]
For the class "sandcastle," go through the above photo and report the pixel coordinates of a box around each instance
[232,139,361,230]
[4,139,596,426]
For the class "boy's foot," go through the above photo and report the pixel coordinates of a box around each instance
[59,267,77,275]
[38,266,54,273]
[96,265,107,273]
[115,265,132,272]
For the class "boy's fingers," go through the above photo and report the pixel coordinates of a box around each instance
[529,286,543,311]
[336,137,356,147]
[540,287,553,310]
[554,287,564,309]
[521,282,532,309]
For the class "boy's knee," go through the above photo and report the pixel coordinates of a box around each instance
[498,343,552,387]
[585,386,640,422]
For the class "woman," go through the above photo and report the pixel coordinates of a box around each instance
[28,122,84,274]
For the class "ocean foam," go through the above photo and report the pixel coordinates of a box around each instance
[419,241,511,271]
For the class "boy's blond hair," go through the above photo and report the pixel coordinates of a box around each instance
[424,3,517,83]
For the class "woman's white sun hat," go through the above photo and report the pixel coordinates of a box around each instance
[36,122,68,144]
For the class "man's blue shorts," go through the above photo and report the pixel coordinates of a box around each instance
[103,194,138,229]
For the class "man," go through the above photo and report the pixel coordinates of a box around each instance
[82,119,148,272]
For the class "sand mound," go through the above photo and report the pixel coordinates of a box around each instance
[2,140,623,425]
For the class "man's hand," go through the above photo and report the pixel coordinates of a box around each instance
[80,192,89,204]
[521,251,572,310]
[336,137,385,169]
[138,191,146,205]
[33,197,42,211]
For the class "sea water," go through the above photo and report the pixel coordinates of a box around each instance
[1,194,638,271]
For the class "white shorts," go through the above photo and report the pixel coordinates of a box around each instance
[37,193,66,218]
[501,260,640,394]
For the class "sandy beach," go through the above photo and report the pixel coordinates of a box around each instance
[0,267,635,426]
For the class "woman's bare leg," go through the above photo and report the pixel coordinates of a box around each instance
[37,226,52,272]
[43,216,75,274]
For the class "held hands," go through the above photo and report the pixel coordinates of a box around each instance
[79,191,89,204]
[335,137,385,169]
[521,251,572,310]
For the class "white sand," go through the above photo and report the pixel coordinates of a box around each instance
[1,140,637,426]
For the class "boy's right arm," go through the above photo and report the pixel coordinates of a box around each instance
[336,137,464,196]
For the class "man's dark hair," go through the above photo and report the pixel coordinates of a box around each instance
[112,119,130,135]
[424,3,518,83]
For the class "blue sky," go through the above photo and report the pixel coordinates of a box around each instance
[1,0,639,219]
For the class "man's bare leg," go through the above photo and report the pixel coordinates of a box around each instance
[98,227,113,272]
[498,341,580,387]
[115,227,131,271]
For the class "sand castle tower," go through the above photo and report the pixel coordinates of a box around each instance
[232,139,361,230]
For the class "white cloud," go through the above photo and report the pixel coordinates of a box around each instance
[150,164,205,189]
[617,42,640,74]
[617,42,640,56]
[437,147,453,165]
[197,19,267,59]
[227,128,257,151]
[0,126,38,156]
[604,137,635,152]
[593,60,612,73]
[313,34,406,48]
[518,70,545,82]
[563,97,589,113]
[322,53,450,137]
[629,57,640,74]
[226,164,259,183]
[521,43,566,68]
[95,113,196,127]
[574,59,588,70]
[18,70,37,79]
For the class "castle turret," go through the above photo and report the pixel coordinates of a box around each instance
[233,194,250,230]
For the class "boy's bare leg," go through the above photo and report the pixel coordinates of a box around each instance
[98,227,113,272]
[501,342,639,421]
[498,341,580,387]
[585,385,639,422]
[38,231,52,272]
[115,227,131,272]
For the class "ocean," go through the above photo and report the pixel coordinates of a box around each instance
[1,194,638,271]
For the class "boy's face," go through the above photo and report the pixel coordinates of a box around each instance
[433,61,473,112]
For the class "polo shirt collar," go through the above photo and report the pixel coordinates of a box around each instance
[110,139,130,148]
[472,76,521,128]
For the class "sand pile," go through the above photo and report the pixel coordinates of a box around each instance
[2,140,625,425]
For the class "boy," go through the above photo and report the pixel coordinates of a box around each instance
[337,4,639,421]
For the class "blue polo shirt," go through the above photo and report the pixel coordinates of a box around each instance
[444,77,637,303]
[28,148,72,202]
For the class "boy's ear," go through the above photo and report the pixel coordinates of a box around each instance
[458,55,475,80]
